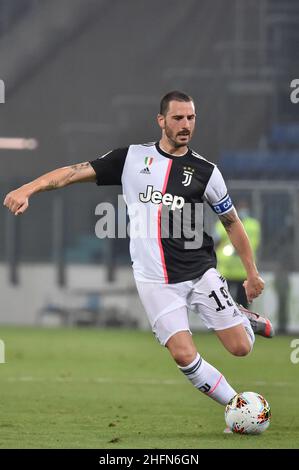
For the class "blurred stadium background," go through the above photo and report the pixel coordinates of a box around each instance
[1,0,299,333]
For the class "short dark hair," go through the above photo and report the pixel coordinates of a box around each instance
[159,90,194,116]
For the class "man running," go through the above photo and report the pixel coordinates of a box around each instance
[4,90,274,410]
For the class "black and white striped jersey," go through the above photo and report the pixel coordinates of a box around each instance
[90,142,233,284]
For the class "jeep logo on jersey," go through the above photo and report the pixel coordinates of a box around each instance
[139,185,185,210]
[182,167,194,186]
[140,157,154,174]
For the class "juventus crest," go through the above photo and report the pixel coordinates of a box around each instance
[182,167,194,186]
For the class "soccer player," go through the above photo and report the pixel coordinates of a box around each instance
[4,90,274,410]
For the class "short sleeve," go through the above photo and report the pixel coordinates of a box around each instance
[203,166,234,215]
[89,147,128,185]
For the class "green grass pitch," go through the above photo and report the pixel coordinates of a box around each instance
[0,327,298,449]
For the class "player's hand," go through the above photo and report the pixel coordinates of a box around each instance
[3,187,30,215]
[243,275,265,303]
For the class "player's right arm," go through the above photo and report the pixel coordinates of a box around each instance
[3,161,96,216]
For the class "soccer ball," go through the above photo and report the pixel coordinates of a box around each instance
[225,391,271,435]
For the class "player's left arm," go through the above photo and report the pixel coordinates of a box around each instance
[218,207,264,302]
[204,164,264,302]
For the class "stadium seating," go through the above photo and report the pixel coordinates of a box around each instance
[219,122,299,178]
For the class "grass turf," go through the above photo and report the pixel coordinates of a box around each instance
[0,327,298,449]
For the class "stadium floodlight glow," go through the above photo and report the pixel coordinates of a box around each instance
[0,138,38,150]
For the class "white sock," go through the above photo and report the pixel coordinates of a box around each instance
[241,312,255,352]
[178,353,236,405]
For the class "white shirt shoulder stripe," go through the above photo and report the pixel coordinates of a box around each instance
[191,150,215,166]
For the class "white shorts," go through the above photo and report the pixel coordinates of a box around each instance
[135,268,245,346]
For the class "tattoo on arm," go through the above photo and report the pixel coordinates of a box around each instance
[68,162,94,183]
[70,162,91,172]
[45,162,93,190]
[219,208,239,231]
[46,180,60,191]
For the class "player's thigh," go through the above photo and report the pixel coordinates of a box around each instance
[152,306,192,348]
[189,268,244,332]
[135,280,192,346]
[189,269,251,355]
[215,323,251,356]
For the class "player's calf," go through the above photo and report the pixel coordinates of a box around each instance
[225,340,252,357]
[178,352,237,406]
[215,323,253,357]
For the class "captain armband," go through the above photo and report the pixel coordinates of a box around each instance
[211,194,233,215]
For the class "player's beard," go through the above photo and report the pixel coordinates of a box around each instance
[164,124,192,148]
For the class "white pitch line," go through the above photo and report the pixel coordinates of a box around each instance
[3,377,293,387]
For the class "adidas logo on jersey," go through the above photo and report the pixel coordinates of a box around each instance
[140,167,151,174]
[139,185,185,210]
[233,309,241,317]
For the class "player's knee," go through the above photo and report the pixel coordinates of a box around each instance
[229,342,251,357]
[168,346,197,367]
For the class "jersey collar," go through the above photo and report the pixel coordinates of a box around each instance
[155,142,192,159]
